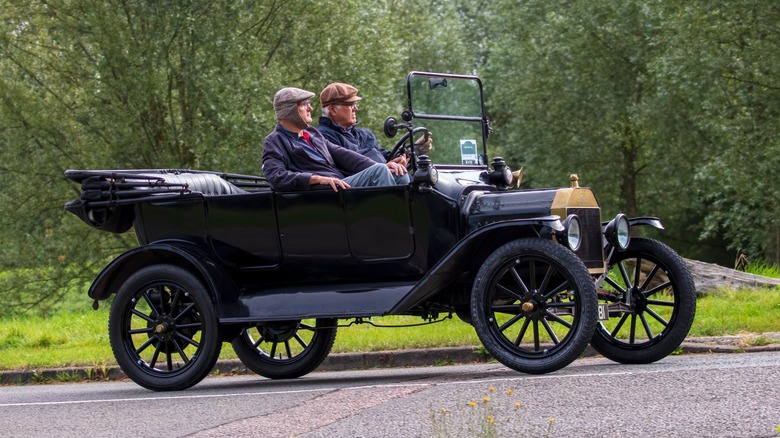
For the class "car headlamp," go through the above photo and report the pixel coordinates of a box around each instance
[605,213,631,250]
[559,214,582,251]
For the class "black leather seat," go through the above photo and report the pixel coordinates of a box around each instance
[140,173,246,196]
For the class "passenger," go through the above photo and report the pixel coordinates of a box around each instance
[317,82,433,186]
[262,87,408,192]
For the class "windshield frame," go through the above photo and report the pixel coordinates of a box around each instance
[405,71,490,169]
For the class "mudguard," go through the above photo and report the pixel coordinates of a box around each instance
[88,242,239,316]
[628,216,664,230]
[390,216,563,313]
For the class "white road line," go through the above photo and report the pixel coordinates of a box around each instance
[2,358,777,408]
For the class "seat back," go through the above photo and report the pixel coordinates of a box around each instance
[141,173,246,196]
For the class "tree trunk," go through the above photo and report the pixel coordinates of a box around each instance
[683,258,780,295]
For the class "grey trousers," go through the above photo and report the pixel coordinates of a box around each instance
[343,163,409,187]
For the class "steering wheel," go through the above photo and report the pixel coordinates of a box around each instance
[389,127,430,159]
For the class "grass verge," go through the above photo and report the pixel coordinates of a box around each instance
[0,286,778,371]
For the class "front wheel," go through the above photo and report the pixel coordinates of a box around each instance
[231,318,337,379]
[471,238,598,374]
[590,237,696,364]
[108,264,222,391]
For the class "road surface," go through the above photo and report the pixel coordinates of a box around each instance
[1,352,778,437]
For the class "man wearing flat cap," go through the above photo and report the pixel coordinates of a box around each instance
[262,87,406,192]
[317,82,432,183]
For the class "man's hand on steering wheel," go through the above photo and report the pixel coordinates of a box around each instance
[388,127,431,159]
[413,131,433,155]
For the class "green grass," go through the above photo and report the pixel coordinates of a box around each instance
[690,288,780,336]
[1,286,779,371]
[743,260,780,278]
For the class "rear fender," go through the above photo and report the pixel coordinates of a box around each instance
[390,217,562,313]
[88,242,237,315]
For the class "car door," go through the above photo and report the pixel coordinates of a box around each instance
[343,185,414,261]
[275,186,414,271]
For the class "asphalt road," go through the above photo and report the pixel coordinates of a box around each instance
[1,352,779,437]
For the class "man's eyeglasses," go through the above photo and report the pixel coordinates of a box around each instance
[335,103,358,110]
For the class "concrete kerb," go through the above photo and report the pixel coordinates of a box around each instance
[2,334,779,385]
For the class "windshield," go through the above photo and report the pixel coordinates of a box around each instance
[407,73,488,167]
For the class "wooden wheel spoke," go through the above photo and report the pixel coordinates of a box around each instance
[498,313,525,332]
[514,317,531,346]
[541,318,560,344]
[544,310,573,329]
[509,266,531,295]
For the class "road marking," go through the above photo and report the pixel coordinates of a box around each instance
[2,356,778,408]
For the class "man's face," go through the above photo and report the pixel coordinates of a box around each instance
[298,100,313,125]
[330,102,358,128]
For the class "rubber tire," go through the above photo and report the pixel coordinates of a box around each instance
[471,238,598,374]
[108,264,222,391]
[590,237,696,364]
[231,318,337,379]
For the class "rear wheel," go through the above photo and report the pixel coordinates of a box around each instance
[108,264,222,391]
[590,237,696,364]
[231,318,337,379]
[471,238,597,374]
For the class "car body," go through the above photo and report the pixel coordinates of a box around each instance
[64,72,696,391]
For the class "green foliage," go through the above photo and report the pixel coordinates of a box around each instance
[456,0,780,265]
[2,0,780,314]
[0,0,410,315]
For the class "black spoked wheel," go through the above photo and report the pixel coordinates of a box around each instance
[108,264,222,391]
[590,237,696,364]
[231,318,337,379]
[471,238,597,374]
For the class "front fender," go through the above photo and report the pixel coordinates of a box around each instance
[390,217,562,313]
[88,242,238,316]
[629,216,664,230]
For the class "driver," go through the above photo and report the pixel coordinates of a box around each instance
[262,87,407,192]
[316,82,433,186]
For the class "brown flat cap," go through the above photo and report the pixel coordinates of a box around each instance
[320,83,362,107]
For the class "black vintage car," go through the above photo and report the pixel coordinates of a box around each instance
[64,72,696,391]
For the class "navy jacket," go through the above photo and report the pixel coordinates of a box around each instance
[317,117,391,164]
[262,124,376,191]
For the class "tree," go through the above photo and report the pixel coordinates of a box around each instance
[658,1,780,263]
[461,0,769,264]
[0,0,409,316]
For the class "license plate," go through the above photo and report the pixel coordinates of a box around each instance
[597,303,610,321]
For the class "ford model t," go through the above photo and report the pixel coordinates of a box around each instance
[64,72,696,391]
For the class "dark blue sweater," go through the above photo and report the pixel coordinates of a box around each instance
[317,117,391,164]
[261,124,376,191]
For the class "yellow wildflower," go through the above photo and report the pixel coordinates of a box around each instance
[507,389,513,395]
[489,386,495,392]
[483,396,490,403]
[515,402,521,409]
[487,415,495,424]
[469,401,476,408]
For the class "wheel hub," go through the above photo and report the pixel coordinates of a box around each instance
[520,291,546,319]
[631,287,647,312]
[152,315,176,342]
[261,321,299,343]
